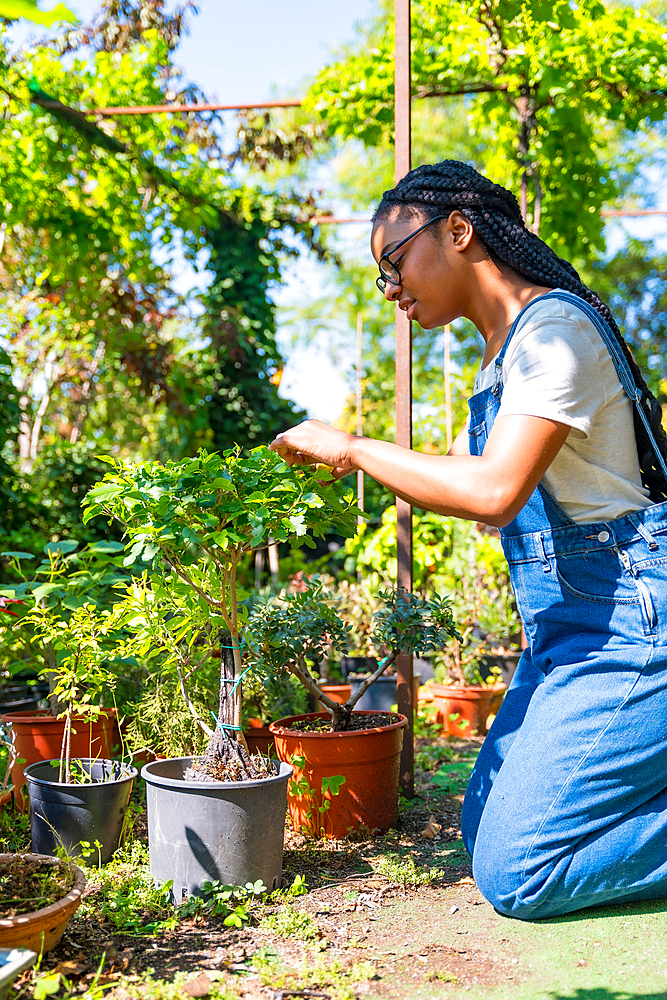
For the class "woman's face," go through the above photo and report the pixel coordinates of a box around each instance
[370,209,474,330]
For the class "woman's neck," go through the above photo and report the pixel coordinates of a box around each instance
[467,265,553,365]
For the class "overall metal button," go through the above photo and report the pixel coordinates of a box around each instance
[597,530,610,543]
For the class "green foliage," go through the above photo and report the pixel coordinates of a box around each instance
[0,0,76,25]
[306,0,667,261]
[375,852,444,886]
[0,4,327,551]
[80,840,177,934]
[178,878,266,926]
[371,587,460,656]
[259,904,321,942]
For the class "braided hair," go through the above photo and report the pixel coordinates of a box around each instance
[375,160,667,501]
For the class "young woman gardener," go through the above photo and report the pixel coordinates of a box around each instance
[270,160,667,920]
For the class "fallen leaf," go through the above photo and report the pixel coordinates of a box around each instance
[183,973,212,997]
[420,815,442,839]
[52,962,88,978]
[576,959,589,968]
[452,876,475,886]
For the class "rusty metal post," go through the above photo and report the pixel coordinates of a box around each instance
[394,0,414,798]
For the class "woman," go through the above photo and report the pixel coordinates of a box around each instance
[270,160,667,920]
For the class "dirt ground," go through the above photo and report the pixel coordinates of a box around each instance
[8,734,667,1000]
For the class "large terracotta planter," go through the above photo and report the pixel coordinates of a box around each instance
[270,710,408,839]
[0,854,85,953]
[430,683,507,737]
[0,710,117,811]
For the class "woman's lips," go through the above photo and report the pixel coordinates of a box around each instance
[406,302,417,321]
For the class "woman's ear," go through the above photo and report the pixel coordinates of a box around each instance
[447,211,474,251]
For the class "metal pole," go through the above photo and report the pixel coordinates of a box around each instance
[394,0,414,798]
[356,313,365,528]
[444,324,453,451]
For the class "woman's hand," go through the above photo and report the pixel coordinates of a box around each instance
[269,420,359,479]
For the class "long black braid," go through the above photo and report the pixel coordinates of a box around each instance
[376,160,667,502]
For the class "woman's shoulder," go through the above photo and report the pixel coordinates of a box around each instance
[509,290,606,360]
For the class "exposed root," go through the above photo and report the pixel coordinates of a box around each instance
[184,727,272,783]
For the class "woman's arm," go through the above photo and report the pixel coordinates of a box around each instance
[270,415,570,527]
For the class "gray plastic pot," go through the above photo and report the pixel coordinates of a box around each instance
[25,759,137,865]
[141,758,292,902]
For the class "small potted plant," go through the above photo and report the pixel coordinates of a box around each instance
[428,578,519,737]
[244,581,459,838]
[0,543,128,808]
[82,446,360,897]
[20,603,137,865]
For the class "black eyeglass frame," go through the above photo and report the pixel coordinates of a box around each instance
[375,214,448,293]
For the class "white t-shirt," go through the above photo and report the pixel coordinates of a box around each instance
[473,292,652,523]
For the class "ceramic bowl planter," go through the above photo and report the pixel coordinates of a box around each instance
[141,758,292,902]
[0,854,86,953]
[25,759,137,864]
[0,710,117,811]
[270,710,408,839]
[430,682,507,737]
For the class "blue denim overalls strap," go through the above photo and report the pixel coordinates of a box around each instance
[460,289,667,920]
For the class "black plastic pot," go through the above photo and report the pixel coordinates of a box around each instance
[141,758,292,902]
[25,759,137,864]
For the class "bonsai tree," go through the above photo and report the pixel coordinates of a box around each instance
[82,446,360,781]
[243,580,461,731]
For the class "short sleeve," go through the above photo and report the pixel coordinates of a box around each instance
[496,308,607,438]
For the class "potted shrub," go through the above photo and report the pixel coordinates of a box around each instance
[0,543,129,808]
[19,603,137,864]
[81,446,360,898]
[244,581,459,838]
[0,853,86,953]
[429,579,519,737]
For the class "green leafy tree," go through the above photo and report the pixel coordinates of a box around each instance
[306,0,667,262]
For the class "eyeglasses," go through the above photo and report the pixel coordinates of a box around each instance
[375,214,447,294]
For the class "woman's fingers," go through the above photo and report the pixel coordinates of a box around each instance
[269,420,355,470]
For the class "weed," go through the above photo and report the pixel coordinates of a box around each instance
[375,852,444,886]
[259,904,320,942]
[110,970,236,1000]
[178,878,266,926]
[415,740,457,772]
[289,753,346,837]
[79,840,176,934]
[0,801,30,853]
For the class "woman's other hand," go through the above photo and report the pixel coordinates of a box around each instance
[269,420,359,479]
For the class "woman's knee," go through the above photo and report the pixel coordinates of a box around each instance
[471,831,562,920]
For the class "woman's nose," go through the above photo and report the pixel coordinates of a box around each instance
[384,280,401,302]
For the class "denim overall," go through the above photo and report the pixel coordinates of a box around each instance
[460,289,667,920]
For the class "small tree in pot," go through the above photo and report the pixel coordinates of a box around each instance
[82,447,360,781]
[243,580,460,731]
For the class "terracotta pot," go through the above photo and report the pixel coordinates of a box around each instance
[243,717,275,756]
[316,683,352,712]
[0,710,117,811]
[430,683,507,737]
[0,853,86,953]
[270,710,408,839]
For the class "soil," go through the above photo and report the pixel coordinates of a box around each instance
[0,854,75,917]
[276,713,403,734]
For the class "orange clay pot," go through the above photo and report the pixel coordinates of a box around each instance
[243,717,275,757]
[269,710,407,839]
[316,683,352,713]
[0,709,117,810]
[0,853,86,953]
[430,683,506,737]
